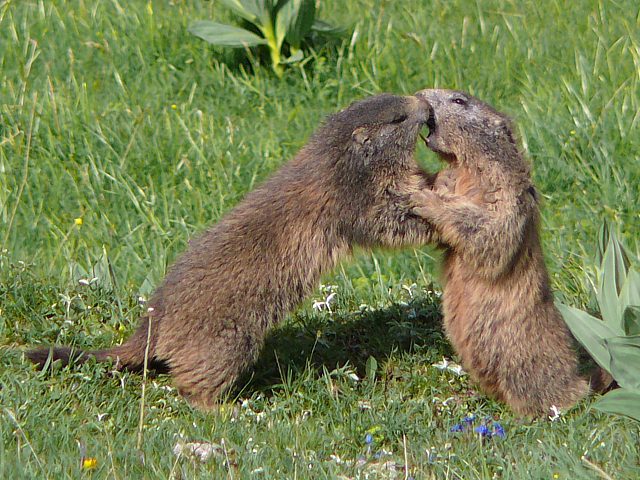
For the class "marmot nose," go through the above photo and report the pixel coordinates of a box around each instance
[414,89,440,108]
[413,94,433,124]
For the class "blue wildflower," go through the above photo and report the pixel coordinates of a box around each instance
[450,423,464,433]
[492,422,505,438]
[462,415,476,424]
[364,433,373,445]
[474,425,490,437]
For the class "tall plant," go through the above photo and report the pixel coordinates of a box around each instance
[558,223,640,421]
[189,0,341,78]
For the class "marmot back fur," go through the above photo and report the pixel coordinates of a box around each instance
[28,94,438,409]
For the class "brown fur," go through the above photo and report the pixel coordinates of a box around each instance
[411,89,592,417]
[27,93,440,409]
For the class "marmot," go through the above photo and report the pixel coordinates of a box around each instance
[411,89,591,417]
[28,93,439,409]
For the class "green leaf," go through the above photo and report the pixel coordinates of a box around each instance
[219,0,275,25]
[280,49,304,64]
[620,269,640,328]
[593,388,640,422]
[606,335,640,389]
[91,246,114,290]
[596,231,631,332]
[311,19,345,36]
[595,221,610,266]
[276,0,316,50]
[365,356,378,383]
[189,21,267,47]
[623,305,640,336]
[557,302,615,372]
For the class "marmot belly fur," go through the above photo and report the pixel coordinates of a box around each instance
[411,89,593,417]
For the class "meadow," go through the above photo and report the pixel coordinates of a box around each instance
[1,0,639,478]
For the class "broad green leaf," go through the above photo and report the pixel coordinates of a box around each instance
[276,0,315,50]
[593,388,640,422]
[610,230,632,277]
[606,335,640,389]
[220,0,274,25]
[623,305,640,336]
[273,0,294,50]
[596,221,631,268]
[189,21,267,47]
[557,302,615,371]
[598,236,617,322]
[595,221,610,266]
[620,269,640,326]
[280,49,304,64]
[627,268,640,303]
[311,19,345,36]
[596,232,631,332]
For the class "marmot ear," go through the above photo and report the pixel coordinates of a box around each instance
[352,127,370,145]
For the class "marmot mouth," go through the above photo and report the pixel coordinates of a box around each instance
[426,109,437,135]
[419,110,437,147]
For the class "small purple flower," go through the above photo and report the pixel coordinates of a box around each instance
[450,423,464,433]
[450,414,506,439]
[492,422,505,438]
[364,433,373,445]
[462,415,476,424]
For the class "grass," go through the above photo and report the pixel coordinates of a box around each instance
[1,0,639,477]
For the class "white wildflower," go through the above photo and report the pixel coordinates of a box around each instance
[433,357,449,370]
[312,292,336,313]
[432,357,466,375]
[173,441,220,463]
[548,405,562,422]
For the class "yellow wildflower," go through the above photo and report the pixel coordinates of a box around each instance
[82,457,97,470]
[74,217,83,226]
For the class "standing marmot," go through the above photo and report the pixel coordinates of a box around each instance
[411,89,591,417]
[28,94,438,409]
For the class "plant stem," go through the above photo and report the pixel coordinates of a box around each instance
[261,22,284,78]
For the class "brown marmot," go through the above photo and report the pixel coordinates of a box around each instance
[410,89,591,417]
[27,93,439,409]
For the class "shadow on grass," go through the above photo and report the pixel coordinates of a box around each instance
[1,264,452,399]
[236,295,452,397]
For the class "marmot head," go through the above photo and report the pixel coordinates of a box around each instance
[315,94,431,170]
[415,89,518,166]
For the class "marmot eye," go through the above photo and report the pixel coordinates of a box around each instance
[390,114,408,124]
[451,97,468,106]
